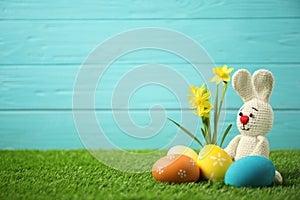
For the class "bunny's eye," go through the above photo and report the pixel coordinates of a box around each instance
[239,112,243,116]
[249,113,254,118]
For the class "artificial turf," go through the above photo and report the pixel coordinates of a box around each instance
[0,150,299,200]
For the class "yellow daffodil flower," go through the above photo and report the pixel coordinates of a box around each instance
[169,65,233,148]
[210,65,234,84]
[188,84,212,118]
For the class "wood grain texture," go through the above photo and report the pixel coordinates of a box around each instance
[0,1,299,149]
[1,0,300,19]
[0,64,299,109]
[0,110,298,150]
[0,19,300,64]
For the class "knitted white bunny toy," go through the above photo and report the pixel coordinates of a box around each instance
[224,69,282,184]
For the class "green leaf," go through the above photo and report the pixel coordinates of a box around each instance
[168,118,204,147]
[220,124,232,148]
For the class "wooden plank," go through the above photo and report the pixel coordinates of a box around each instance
[0,64,299,109]
[1,0,299,19]
[0,110,298,150]
[0,19,300,64]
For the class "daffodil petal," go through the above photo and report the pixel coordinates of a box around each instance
[203,101,213,110]
[202,92,210,100]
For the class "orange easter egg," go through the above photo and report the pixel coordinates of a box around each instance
[152,154,200,183]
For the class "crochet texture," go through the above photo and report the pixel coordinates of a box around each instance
[224,69,282,184]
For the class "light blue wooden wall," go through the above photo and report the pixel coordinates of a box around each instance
[0,0,299,150]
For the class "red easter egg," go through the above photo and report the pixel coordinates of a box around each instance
[152,154,200,183]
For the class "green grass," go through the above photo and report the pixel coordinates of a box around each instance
[0,150,299,200]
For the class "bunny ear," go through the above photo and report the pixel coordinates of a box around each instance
[232,69,255,102]
[252,69,274,103]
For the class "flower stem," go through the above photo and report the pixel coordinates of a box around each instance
[212,83,219,144]
[217,83,228,120]
[200,128,209,144]
[207,118,212,144]
[201,117,210,144]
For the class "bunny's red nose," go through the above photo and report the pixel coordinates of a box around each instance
[240,115,249,125]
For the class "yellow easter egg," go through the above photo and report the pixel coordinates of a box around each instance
[167,145,198,162]
[197,144,233,181]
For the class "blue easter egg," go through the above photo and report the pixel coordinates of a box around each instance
[225,156,275,187]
